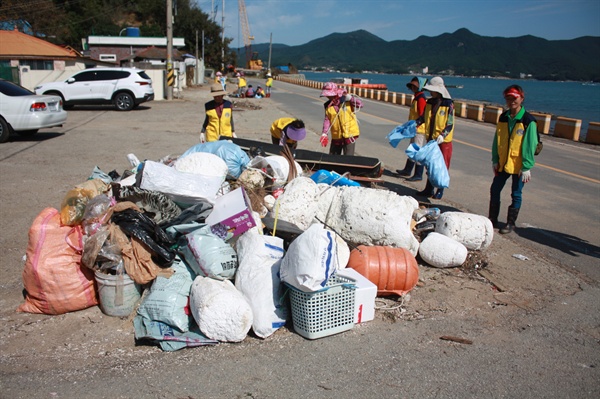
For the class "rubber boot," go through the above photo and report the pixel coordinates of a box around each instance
[500,206,520,234]
[488,202,500,228]
[433,188,444,199]
[407,164,424,181]
[396,159,415,176]
[417,180,435,197]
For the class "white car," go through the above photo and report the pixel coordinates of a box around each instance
[34,67,154,111]
[0,79,67,143]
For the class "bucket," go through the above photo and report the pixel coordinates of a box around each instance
[94,270,142,317]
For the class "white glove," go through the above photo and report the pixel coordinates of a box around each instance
[521,170,531,183]
[200,132,206,143]
[436,135,445,145]
[344,94,352,102]
[232,132,238,138]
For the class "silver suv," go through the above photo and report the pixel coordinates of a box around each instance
[35,67,154,111]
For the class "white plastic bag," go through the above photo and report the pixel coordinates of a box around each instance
[178,225,238,280]
[235,231,287,338]
[280,223,339,292]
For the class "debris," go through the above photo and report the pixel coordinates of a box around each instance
[512,254,529,261]
[440,335,473,345]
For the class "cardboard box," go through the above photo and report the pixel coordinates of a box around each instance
[206,187,256,240]
[336,268,377,324]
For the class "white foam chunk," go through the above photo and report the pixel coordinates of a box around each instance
[435,212,494,250]
[419,232,468,268]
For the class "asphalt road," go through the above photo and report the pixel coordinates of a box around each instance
[250,79,600,285]
[0,83,598,399]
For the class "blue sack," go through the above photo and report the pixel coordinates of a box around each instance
[405,141,450,188]
[180,141,250,179]
[386,120,416,148]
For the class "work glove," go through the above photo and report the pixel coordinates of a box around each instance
[320,133,329,147]
[232,132,238,138]
[200,132,206,143]
[436,135,445,145]
[492,163,499,176]
[521,170,531,183]
[344,94,353,102]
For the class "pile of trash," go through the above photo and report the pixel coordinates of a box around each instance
[17,139,494,351]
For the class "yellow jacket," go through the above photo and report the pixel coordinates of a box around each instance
[420,98,455,143]
[270,117,296,144]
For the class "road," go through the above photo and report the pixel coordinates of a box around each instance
[250,78,600,285]
[0,83,598,399]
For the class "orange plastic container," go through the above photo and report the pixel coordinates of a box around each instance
[347,245,419,296]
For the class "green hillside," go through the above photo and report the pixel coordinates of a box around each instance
[246,29,600,82]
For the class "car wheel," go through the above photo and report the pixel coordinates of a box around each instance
[114,92,134,111]
[16,129,38,137]
[0,117,10,143]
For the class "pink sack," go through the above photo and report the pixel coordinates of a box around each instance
[18,208,98,315]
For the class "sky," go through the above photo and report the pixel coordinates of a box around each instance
[195,0,600,47]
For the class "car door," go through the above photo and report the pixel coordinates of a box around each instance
[65,70,97,101]
[90,71,126,100]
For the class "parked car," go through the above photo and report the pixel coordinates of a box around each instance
[34,67,154,111]
[0,79,68,143]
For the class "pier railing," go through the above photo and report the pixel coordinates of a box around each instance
[276,75,599,145]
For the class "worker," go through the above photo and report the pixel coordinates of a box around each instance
[255,86,265,98]
[237,72,247,97]
[320,82,363,156]
[200,83,236,143]
[265,73,273,97]
[270,118,306,150]
[215,71,226,90]
[245,84,255,98]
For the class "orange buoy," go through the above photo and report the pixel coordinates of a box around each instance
[347,245,419,296]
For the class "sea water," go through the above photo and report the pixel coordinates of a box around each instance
[302,71,600,129]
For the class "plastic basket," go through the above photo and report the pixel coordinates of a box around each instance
[286,275,356,339]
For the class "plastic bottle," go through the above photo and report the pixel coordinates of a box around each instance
[127,153,140,168]
[413,207,441,221]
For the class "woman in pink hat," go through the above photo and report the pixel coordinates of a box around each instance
[319,82,363,155]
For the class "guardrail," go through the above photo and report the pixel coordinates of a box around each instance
[276,76,598,144]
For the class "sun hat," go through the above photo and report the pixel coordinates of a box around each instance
[406,77,427,91]
[266,73,272,77]
[320,82,339,97]
[423,76,451,99]
[216,71,222,76]
[504,87,524,99]
[210,83,227,97]
[235,72,241,77]
[286,125,306,141]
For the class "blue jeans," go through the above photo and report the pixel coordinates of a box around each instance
[490,171,524,209]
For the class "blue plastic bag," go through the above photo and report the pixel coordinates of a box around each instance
[405,141,450,188]
[386,120,416,148]
[180,141,250,179]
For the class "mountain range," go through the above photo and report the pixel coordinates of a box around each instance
[240,29,600,81]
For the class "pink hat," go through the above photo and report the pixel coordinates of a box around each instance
[320,82,339,97]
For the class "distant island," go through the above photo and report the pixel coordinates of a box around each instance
[245,29,600,82]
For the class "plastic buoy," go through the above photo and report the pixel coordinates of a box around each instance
[347,245,419,296]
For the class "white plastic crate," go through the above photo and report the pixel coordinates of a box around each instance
[287,275,356,339]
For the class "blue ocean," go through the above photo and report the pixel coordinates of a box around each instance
[302,71,600,130]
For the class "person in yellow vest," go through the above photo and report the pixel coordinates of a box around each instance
[413,76,455,199]
[397,76,428,180]
[319,82,363,156]
[236,72,247,97]
[200,83,236,143]
[270,118,306,150]
[489,85,538,234]
[265,73,273,97]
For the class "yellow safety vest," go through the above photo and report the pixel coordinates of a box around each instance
[496,117,527,174]
[238,77,246,87]
[325,103,360,140]
[409,92,427,135]
[422,99,454,143]
[270,117,296,144]
[266,77,273,87]
[205,101,233,142]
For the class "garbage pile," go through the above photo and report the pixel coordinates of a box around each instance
[17,139,494,351]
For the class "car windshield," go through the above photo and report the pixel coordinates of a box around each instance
[0,80,35,96]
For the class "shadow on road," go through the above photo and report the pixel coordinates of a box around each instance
[517,226,600,259]
[9,132,64,142]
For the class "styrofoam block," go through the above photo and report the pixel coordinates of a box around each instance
[419,232,468,268]
[435,212,494,250]
[271,177,320,230]
[336,268,377,323]
[316,186,420,256]
[190,276,253,342]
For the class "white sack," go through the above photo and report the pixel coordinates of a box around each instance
[419,232,468,268]
[190,276,253,342]
[271,177,321,231]
[178,226,238,280]
[280,223,339,292]
[435,212,494,251]
[235,231,287,338]
[316,186,420,256]
[174,152,228,179]
[248,156,303,189]
[139,160,224,204]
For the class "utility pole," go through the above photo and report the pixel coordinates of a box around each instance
[221,0,225,72]
[166,0,173,100]
[268,32,272,73]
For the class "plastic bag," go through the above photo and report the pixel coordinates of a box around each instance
[82,194,114,236]
[60,179,108,226]
[405,141,450,189]
[386,120,416,148]
[111,208,176,266]
[180,140,251,179]
[178,225,238,280]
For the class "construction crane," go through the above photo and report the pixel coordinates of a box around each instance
[238,0,263,70]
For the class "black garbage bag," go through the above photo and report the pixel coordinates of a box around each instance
[111,208,176,267]
[158,200,213,229]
